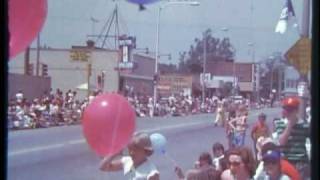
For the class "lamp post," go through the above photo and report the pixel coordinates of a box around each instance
[268,55,275,95]
[153,0,200,108]
[248,42,255,101]
[201,33,207,105]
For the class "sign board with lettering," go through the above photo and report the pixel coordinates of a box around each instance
[285,37,311,76]
[158,75,193,97]
[70,49,91,62]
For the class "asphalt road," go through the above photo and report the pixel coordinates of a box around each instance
[7,107,281,180]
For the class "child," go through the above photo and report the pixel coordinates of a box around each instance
[99,132,160,180]
[212,143,225,172]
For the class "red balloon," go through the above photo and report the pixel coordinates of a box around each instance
[9,0,47,58]
[82,93,136,156]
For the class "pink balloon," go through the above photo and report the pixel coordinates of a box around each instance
[9,0,47,58]
[82,93,136,156]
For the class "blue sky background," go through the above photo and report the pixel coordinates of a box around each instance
[30,0,309,64]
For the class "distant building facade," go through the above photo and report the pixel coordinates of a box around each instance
[158,74,193,97]
[8,47,120,100]
[282,66,300,96]
[202,60,255,98]
[119,53,155,97]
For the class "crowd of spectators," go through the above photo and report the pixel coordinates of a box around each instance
[8,89,87,130]
[8,89,231,130]
[169,96,311,180]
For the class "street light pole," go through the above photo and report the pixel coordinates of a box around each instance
[233,60,236,96]
[202,33,207,105]
[36,34,40,76]
[256,62,261,103]
[248,42,255,101]
[153,0,200,109]
[153,6,161,108]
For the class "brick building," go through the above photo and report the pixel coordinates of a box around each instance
[203,60,255,98]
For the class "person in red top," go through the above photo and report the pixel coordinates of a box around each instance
[251,113,270,159]
[280,159,301,180]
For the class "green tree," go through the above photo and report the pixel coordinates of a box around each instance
[178,29,235,74]
[158,63,178,74]
[259,52,287,98]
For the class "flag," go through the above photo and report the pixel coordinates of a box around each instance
[275,0,298,34]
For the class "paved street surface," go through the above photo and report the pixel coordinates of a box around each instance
[7,107,281,180]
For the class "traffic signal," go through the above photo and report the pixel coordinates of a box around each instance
[153,74,159,83]
[88,63,92,76]
[27,63,34,75]
[131,36,136,49]
[97,75,102,86]
[42,64,48,76]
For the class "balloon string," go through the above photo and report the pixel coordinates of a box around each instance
[164,152,179,167]
[110,97,122,154]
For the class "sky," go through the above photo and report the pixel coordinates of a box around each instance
[30,0,309,65]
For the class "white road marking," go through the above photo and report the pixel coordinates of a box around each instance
[7,110,265,157]
[8,121,208,157]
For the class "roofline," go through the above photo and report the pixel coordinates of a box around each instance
[29,47,118,53]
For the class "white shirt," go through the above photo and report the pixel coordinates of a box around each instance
[49,104,59,115]
[212,155,224,171]
[121,156,159,180]
[16,92,23,102]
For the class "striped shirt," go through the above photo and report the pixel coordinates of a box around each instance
[274,118,310,164]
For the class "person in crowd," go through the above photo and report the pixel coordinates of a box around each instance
[239,146,257,179]
[15,90,24,103]
[254,141,301,180]
[214,102,225,127]
[175,152,220,180]
[255,137,273,162]
[225,106,236,149]
[220,148,251,180]
[49,100,60,125]
[273,97,310,178]
[228,106,248,147]
[251,113,270,159]
[305,105,311,124]
[212,143,225,172]
[261,149,291,180]
[147,97,154,117]
[99,132,159,180]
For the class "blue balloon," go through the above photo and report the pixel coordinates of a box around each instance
[127,0,160,5]
[150,133,167,154]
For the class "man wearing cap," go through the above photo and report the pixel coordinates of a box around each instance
[254,142,301,180]
[273,97,310,178]
[261,149,291,180]
[99,132,160,180]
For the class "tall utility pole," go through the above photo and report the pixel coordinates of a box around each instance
[153,0,200,109]
[277,65,283,100]
[86,40,94,97]
[36,34,40,76]
[202,33,207,105]
[153,5,161,109]
[87,3,121,50]
[298,0,310,120]
[24,46,30,75]
[249,0,256,102]
[256,62,261,102]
